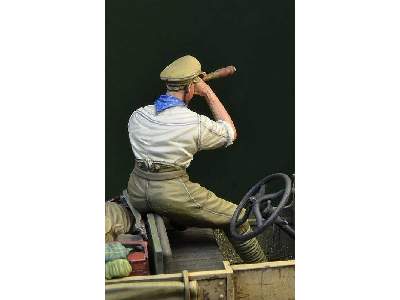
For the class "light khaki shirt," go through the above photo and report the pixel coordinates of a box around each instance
[128,105,235,168]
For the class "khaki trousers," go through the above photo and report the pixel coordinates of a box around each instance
[127,167,266,263]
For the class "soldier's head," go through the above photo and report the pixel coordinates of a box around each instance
[160,55,204,103]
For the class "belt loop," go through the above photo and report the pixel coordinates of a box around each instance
[153,164,161,172]
[145,158,153,170]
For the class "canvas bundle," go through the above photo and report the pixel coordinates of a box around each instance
[105,202,132,242]
[105,242,130,262]
[105,259,132,280]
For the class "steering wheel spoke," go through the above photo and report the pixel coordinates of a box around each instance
[252,202,264,228]
[256,184,266,197]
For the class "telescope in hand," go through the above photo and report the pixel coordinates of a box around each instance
[201,66,237,82]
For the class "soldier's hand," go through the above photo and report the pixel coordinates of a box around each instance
[194,78,212,97]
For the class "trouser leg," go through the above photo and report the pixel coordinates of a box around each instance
[153,175,267,263]
[128,172,267,263]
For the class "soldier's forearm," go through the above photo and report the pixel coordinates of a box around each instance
[204,89,237,140]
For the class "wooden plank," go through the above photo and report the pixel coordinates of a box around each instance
[232,262,295,300]
[147,213,164,274]
[224,261,235,300]
[106,273,182,284]
[231,260,295,271]
[106,259,295,300]
[167,228,225,273]
[196,278,227,300]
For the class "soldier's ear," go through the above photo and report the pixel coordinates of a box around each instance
[183,83,194,102]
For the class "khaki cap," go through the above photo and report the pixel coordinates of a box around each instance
[160,55,204,84]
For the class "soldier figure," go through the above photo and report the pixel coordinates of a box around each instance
[127,55,266,263]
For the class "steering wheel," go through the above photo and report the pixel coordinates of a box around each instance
[229,173,292,242]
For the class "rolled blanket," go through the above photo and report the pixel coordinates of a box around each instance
[105,242,130,262]
[105,259,132,280]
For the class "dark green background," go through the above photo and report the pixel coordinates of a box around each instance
[106,0,294,202]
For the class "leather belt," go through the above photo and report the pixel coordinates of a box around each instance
[132,166,186,181]
[133,160,186,181]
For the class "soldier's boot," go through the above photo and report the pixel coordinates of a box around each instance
[224,221,267,263]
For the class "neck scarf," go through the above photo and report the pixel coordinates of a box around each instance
[154,94,186,114]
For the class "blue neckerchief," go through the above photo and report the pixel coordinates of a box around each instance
[154,94,186,114]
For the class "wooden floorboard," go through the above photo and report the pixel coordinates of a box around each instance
[167,228,225,273]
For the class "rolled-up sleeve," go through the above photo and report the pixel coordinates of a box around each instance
[197,114,235,150]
